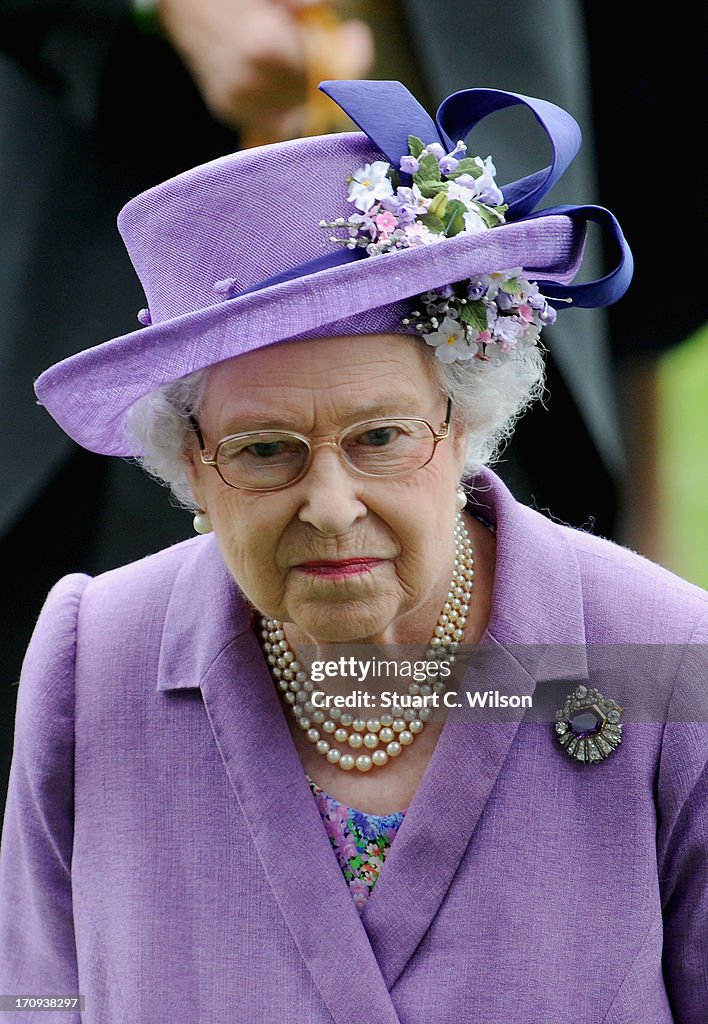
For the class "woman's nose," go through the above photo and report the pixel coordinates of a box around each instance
[296,444,368,535]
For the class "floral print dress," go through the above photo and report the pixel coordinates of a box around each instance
[308,778,407,913]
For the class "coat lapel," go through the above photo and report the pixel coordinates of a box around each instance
[157,537,402,1024]
[359,470,590,987]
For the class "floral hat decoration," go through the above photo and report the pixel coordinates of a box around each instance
[319,142,557,367]
[34,80,632,457]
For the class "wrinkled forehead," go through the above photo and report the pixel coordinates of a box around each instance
[199,334,441,432]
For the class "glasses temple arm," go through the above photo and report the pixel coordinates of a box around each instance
[188,415,208,452]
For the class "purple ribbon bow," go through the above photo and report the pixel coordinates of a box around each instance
[231,80,632,310]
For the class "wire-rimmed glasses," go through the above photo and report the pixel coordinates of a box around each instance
[189,398,452,492]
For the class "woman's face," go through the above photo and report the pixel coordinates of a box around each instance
[186,334,468,644]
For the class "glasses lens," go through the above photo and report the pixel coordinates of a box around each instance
[340,419,435,476]
[215,432,310,489]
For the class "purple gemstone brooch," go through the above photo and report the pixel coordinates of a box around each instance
[555,686,623,763]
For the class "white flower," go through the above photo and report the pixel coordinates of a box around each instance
[347,161,394,212]
[493,317,526,351]
[446,180,476,205]
[462,208,488,235]
[476,157,504,203]
[444,182,490,236]
[485,268,522,299]
[423,316,478,363]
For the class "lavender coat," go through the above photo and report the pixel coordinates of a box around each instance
[2,469,707,1023]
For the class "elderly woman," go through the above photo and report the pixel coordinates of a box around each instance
[1,80,706,1024]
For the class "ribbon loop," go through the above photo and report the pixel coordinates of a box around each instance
[318,80,447,168]
[528,205,634,308]
[436,88,582,218]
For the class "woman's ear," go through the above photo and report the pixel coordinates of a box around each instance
[450,414,470,479]
[183,438,207,511]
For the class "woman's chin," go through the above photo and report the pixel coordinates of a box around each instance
[285,598,398,645]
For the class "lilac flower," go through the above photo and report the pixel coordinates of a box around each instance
[347,161,394,212]
[475,178,504,207]
[454,158,504,208]
[439,154,460,175]
[454,174,478,190]
[440,140,468,172]
[540,302,558,325]
[467,279,488,301]
[423,142,445,160]
[496,288,518,312]
[397,184,429,212]
[400,154,420,175]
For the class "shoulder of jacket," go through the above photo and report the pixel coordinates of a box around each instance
[77,535,212,621]
[543,514,708,637]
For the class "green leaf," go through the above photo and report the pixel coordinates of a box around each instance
[472,201,505,229]
[407,135,425,158]
[415,180,448,198]
[414,153,442,184]
[442,198,467,237]
[446,157,483,180]
[428,191,449,218]
[460,300,488,333]
[503,276,522,295]
[418,212,445,235]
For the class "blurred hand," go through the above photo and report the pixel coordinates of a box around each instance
[156,0,373,143]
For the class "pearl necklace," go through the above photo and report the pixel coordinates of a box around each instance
[261,513,474,773]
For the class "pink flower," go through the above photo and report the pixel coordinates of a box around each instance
[340,839,359,860]
[374,210,397,238]
[403,221,435,246]
[518,304,534,323]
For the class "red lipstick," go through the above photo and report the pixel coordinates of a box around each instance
[295,558,383,579]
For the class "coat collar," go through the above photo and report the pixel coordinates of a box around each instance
[156,469,589,1018]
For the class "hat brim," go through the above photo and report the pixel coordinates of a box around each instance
[34,216,584,457]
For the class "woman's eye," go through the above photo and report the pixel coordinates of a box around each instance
[246,441,286,459]
[357,426,399,447]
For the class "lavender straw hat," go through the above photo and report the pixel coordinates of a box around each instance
[34,80,632,458]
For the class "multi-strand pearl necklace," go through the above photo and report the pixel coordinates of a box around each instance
[261,514,474,773]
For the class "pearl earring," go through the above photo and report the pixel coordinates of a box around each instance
[455,486,467,512]
[193,510,212,535]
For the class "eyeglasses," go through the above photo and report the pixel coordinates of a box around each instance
[189,398,452,492]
